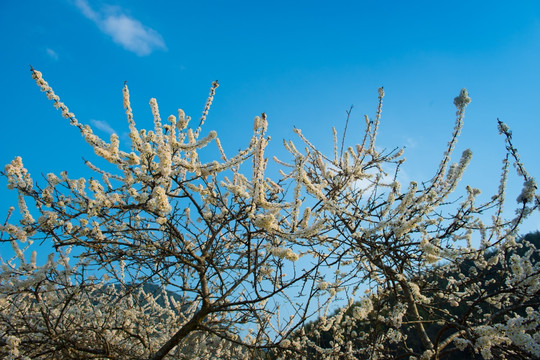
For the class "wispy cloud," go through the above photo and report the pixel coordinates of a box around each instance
[74,0,166,56]
[90,119,117,136]
[404,136,418,149]
[46,48,59,60]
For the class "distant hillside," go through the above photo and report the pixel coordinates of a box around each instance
[299,232,540,359]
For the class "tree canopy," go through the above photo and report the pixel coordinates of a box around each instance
[0,69,538,359]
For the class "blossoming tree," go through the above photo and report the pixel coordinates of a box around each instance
[0,68,538,359]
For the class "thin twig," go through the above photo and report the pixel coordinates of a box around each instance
[340,105,354,160]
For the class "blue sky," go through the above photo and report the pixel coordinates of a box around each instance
[1,0,539,233]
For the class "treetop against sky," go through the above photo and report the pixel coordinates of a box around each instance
[0,0,539,227]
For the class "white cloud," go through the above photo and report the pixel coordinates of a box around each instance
[101,14,166,56]
[46,48,59,60]
[75,0,98,21]
[74,0,166,56]
[90,119,117,135]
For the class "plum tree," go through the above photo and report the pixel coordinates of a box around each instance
[0,68,538,359]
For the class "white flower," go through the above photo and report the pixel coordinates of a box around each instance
[269,245,299,262]
[454,337,471,351]
[254,213,276,231]
[352,297,373,320]
[318,281,328,290]
[149,186,172,215]
[517,179,537,204]
[453,88,471,108]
